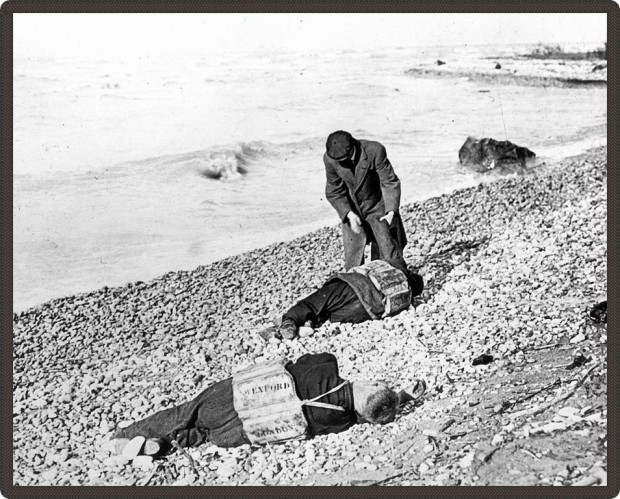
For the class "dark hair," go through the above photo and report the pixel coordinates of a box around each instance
[363,387,399,424]
[325,130,355,160]
[407,271,424,298]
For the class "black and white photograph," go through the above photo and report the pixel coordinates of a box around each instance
[7,6,613,491]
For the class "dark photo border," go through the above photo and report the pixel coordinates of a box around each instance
[1,1,617,498]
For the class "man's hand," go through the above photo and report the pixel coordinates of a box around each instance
[379,211,395,225]
[346,211,363,234]
[397,379,427,406]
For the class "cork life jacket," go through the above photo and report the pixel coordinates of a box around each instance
[232,359,349,444]
[351,259,411,317]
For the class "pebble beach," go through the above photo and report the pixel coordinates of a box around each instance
[12,144,608,486]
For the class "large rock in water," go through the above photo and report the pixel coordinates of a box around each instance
[459,136,536,172]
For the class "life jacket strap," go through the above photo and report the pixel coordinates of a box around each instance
[301,380,349,412]
[303,401,346,411]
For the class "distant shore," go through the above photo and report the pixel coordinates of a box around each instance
[405,51,607,88]
[13,145,607,485]
[404,67,606,88]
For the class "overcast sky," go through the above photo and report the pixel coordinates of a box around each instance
[15,13,607,58]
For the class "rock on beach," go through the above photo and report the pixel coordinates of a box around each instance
[12,146,607,486]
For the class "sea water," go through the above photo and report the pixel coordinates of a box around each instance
[13,44,606,311]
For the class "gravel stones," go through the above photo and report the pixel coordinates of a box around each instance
[215,459,240,479]
[298,326,314,338]
[132,456,154,470]
[112,438,130,455]
[12,147,607,486]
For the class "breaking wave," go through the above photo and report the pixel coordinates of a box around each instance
[184,142,273,180]
[144,139,317,181]
[120,141,281,181]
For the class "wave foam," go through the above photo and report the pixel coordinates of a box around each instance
[195,143,266,180]
[112,141,272,181]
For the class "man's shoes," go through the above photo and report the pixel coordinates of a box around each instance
[109,436,167,458]
[144,437,167,456]
[280,318,298,339]
[121,436,146,459]
[111,437,130,456]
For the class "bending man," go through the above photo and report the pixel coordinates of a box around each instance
[324,130,407,270]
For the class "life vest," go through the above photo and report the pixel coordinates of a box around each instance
[351,260,411,317]
[232,358,349,444]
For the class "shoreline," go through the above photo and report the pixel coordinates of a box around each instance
[12,141,606,315]
[404,67,607,88]
[13,145,607,485]
[405,54,607,88]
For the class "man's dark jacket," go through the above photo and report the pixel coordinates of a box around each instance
[326,258,411,320]
[324,139,407,251]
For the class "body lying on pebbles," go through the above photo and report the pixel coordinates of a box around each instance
[13,147,607,485]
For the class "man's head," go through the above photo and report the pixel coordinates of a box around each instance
[352,381,399,425]
[407,270,424,298]
[326,130,356,161]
